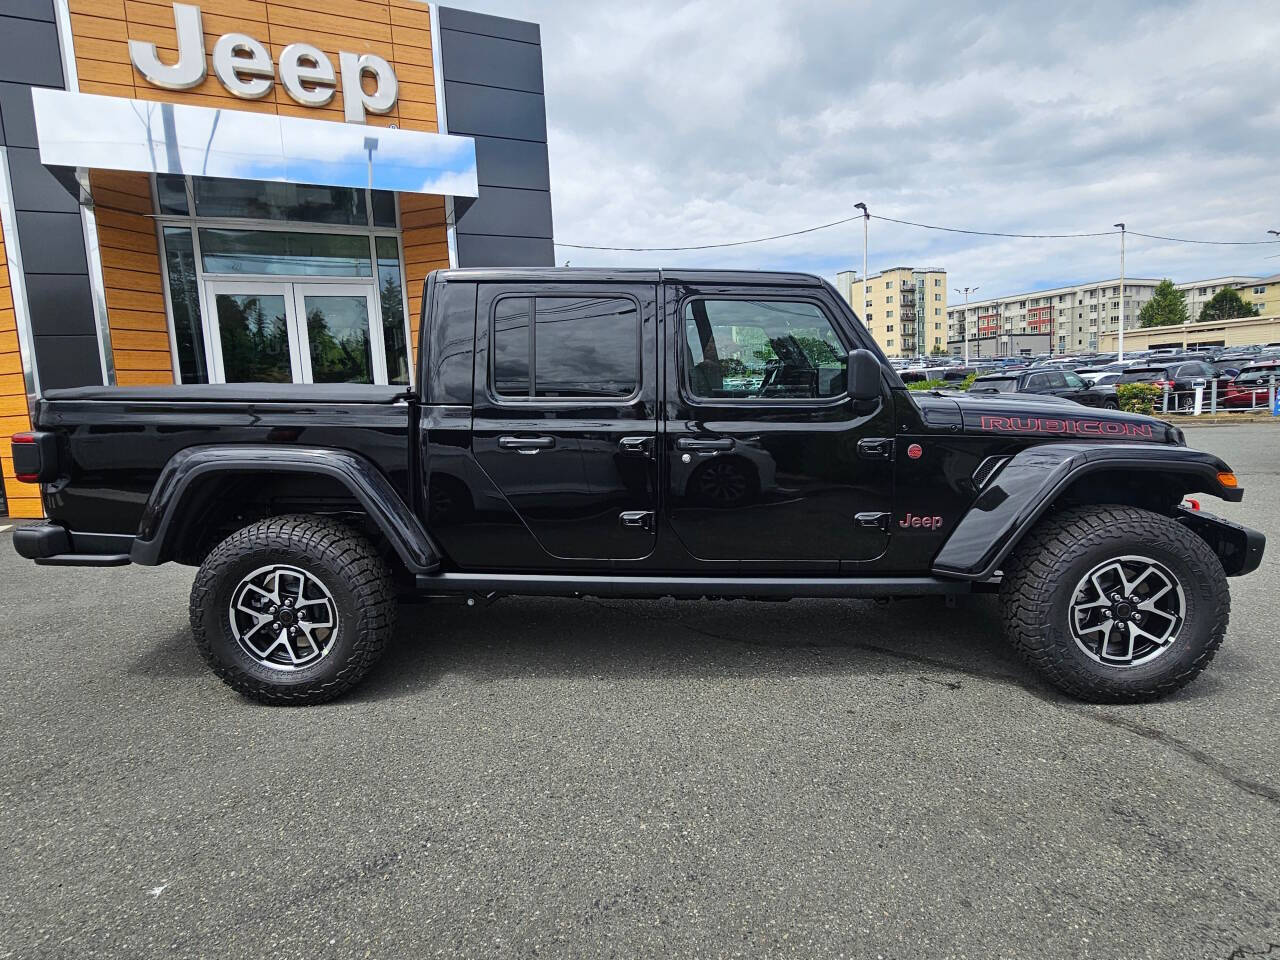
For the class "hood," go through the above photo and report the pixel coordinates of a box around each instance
[911,390,1181,445]
[952,391,1181,444]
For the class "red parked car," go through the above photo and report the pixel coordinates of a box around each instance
[1220,362,1280,409]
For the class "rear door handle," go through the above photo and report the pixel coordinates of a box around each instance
[498,435,555,453]
[619,436,653,455]
[676,437,735,452]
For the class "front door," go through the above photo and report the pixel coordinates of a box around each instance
[662,282,895,568]
[204,280,383,384]
[471,282,660,562]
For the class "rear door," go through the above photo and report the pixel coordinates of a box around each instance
[661,281,895,568]
[471,282,659,562]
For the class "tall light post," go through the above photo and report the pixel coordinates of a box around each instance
[855,202,869,319]
[954,286,978,364]
[1114,223,1126,362]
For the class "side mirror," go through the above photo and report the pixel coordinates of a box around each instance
[846,348,883,403]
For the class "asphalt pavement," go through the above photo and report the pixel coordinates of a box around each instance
[1,423,1277,960]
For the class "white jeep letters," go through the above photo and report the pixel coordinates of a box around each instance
[127,3,398,123]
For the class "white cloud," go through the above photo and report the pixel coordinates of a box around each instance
[457,0,1280,293]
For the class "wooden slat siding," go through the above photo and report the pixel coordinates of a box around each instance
[87,171,176,386]
[0,217,41,518]
[67,0,449,374]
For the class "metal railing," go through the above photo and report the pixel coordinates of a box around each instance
[1157,373,1278,416]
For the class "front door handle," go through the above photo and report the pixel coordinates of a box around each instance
[498,435,555,453]
[619,436,653,455]
[676,437,735,452]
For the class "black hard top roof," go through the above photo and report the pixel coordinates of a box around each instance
[434,267,828,286]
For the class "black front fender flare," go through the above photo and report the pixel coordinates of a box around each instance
[130,445,441,573]
[932,442,1244,581]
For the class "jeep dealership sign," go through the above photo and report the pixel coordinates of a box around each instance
[128,3,398,123]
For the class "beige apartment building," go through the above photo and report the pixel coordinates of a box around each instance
[1238,274,1280,317]
[1176,276,1262,320]
[836,267,948,357]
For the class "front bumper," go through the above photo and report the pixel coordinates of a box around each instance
[1175,507,1265,577]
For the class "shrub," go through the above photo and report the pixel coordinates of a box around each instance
[958,372,978,391]
[906,378,950,391]
[1116,382,1160,415]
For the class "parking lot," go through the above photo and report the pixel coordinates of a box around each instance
[1,424,1277,960]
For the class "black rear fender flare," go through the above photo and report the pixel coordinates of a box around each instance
[932,442,1249,580]
[130,445,441,573]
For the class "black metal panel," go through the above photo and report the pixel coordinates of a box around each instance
[454,184,552,239]
[436,6,540,44]
[15,211,87,273]
[443,82,546,142]
[470,135,550,190]
[7,146,78,213]
[24,273,96,336]
[0,15,63,86]
[33,334,103,389]
[0,81,43,147]
[455,234,555,268]
[0,0,55,21]
[439,28,544,93]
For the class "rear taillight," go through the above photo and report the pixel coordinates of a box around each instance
[11,433,38,482]
[1154,380,1172,389]
[10,431,57,484]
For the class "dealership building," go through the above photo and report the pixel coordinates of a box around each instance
[0,0,553,517]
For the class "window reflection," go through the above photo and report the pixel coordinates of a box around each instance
[194,178,370,225]
[375,236,409,384]
[199,229,372,277]
[161,226,207,383]
[305,296,373,384]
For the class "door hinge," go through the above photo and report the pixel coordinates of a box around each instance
[857,437,894,459]
[618,436,653,456]
[619,510,655,532]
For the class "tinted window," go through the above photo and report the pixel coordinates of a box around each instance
[1062,372,1086,389]
[683,299,845,400]
[194,178,372,225]
[971,377,1018,392]
[1120,368,1167,383]
[492,296,639,399]
[1025,373,1050,390]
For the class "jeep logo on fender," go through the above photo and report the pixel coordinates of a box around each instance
[899,513,944,530]
[978,415,1155,439]
[128,3,398,124]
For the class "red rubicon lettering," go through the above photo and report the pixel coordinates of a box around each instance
[978,415,1153,439]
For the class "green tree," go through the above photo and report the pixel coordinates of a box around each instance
[1138,280,1189,328]
[930,343,948,355]
[1198,288,1259,323]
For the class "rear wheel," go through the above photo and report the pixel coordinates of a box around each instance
[1000,505,1228,702]
[190,515,395,705]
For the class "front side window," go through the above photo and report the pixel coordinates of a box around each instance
[492,295,639,399]
[683,299,845,401]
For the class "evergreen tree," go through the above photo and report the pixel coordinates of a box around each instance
[1138,280,1189,328]
[1198,288,1259,323]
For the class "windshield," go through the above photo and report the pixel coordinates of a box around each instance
[970,377,1019,392]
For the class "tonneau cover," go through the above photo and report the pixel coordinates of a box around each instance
[42,383,411,404]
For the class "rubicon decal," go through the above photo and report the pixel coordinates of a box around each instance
[978,415,1154,439]
[899,513,944,529]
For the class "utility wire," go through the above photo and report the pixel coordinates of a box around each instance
[554,213,1280,252]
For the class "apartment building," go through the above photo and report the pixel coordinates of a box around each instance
[946,278,1161,357]
[836,267,947,357]
[1237,274,1280,317]
[1176,276,1261,320]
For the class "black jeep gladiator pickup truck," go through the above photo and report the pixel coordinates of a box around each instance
[10,269,1265,705]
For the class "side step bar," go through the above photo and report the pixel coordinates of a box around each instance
[415,572,971,600]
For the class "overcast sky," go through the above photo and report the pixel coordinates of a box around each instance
[457,0,1280,300]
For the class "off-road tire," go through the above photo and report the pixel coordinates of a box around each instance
[1000,504,1229,703]
[190,515,395,705]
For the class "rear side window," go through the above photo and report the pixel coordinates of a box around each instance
[683,298,846,400]
[492,295,639,399]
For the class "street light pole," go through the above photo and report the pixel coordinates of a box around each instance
[954,286,978,364]
[854,203,869,319]
[1114,223,1126,362]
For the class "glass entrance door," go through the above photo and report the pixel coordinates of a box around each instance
[203,280,384,384]
[293,284,385,385]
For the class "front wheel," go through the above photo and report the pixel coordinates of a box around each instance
[1000,505,1228,703]
[190,515,396,705]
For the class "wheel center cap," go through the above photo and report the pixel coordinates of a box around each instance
[277,609,296,626]
[1113,601,1133,620]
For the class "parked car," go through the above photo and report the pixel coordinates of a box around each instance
[1118,360,1232,410]
[969,369,1116,408]
[9,268,1263,706]
[1217,360,1280,409]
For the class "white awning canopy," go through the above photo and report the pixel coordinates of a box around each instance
[31,89,478,197]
